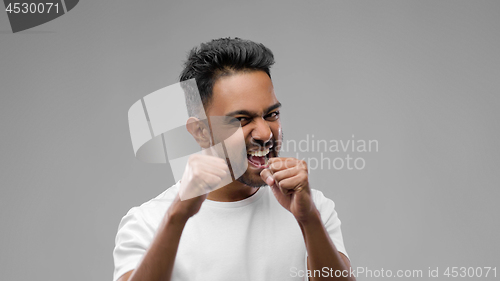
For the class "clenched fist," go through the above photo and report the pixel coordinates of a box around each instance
[260,157,316,223]
[167,154,229,222]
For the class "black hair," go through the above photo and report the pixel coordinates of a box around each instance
[180,37,275,117]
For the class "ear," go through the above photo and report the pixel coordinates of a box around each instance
[186,117,212,149]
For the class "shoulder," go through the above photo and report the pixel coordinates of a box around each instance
[309,188,341,226]
[119,182,179,230]
[310,188,336,210]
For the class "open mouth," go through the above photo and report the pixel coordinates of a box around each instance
[247,148,270,169]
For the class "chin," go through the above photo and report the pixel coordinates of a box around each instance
[236,172,266,188]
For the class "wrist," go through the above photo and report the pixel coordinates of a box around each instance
[165,206,190,226]
[297,206,321,226]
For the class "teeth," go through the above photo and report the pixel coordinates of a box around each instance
[248,148,270,157]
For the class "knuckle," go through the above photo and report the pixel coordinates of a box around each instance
[192,167,202,178]
[298,171,308,181]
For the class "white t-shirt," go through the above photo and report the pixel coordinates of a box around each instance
[113,182,349,281]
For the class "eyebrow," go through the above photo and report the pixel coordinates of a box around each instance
[225,102,282,117]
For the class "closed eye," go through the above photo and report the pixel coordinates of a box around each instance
[236,116,249,122]
[235,116,251,126]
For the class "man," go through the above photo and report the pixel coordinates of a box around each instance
[113,38,355,281]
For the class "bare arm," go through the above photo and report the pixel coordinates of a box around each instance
[116,154,228,281]
[301,209,355,281]
[261,158,355,281]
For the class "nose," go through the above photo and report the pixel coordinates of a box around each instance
[251,118,273,144]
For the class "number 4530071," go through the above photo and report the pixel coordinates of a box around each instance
[443,267,496,278]
[6,3,60,14]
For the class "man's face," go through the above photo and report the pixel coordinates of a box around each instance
[207,71,282,188]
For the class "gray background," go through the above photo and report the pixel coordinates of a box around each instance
[1,1,499,280]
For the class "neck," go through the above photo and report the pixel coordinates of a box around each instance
[207,180,259,202]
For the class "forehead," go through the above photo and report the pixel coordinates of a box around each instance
[208,71,278,116]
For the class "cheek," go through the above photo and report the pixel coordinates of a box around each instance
[271,124,282,146]
[271,122,281,138]
[220,127,249,154]
[242,127,256,144]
